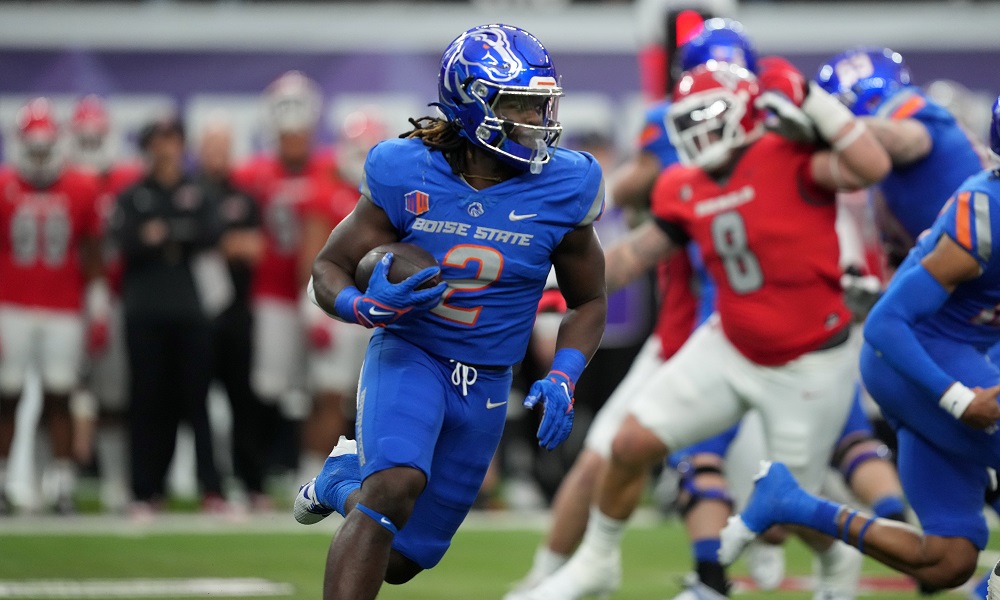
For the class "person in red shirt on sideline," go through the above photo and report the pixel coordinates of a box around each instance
[231,70,340,481]
[66,94,144,513]
[0,97,105,514]
[297,107,387,484]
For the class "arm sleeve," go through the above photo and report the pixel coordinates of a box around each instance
[862,260,957,398]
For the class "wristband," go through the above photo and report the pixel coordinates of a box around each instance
[333,286,365,324]
[832,121,867,152]
[940,382,975,419]
[549,348,587,386]
[802,82,855,143]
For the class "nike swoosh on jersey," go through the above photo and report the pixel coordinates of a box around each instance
[486,398,508,409]
[508,210,538,221]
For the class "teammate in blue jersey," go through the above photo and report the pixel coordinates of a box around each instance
[293,24,607,600]
[816,47,986,272]
[720,95,1000,594]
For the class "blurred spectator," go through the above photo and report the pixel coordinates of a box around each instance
[195,117,270,511]
[231,70,337,484]
[0,98,104,514]
[296,107,384,484]
[67,94,144,513]
[110,114,226,519]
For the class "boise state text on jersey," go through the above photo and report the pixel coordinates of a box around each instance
[361,137,604,366]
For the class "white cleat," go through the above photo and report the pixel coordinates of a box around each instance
[503,548,569,600]
[718,514,757,565]
[518,548,621,600]
[669,573,729,600]
[813,541,862,600]
[747,539,786,591]
[293,478,332,525]
[292,436,359,525]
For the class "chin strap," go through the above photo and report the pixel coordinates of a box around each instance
[530,138,547,174]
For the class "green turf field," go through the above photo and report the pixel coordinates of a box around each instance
[0,512,989,599]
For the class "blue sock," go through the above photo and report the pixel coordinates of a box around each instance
[693,538,721,563]
[315,455,362,517]
[871,495,906,520]
[775,491,842,538]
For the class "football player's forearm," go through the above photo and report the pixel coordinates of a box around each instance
[605,223,671,294]
[310,257,356,314]
[863,263,955,398]
[555,295,607,362]
[862,117,932,166]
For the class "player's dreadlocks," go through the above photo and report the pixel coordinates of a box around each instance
[402,116,469,175]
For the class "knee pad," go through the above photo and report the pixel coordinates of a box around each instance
[675,463,733,517]
[832,435,892,484]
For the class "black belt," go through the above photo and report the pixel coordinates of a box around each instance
[456,361,512,372]
[432,353,511,372]
[816,326,851,351]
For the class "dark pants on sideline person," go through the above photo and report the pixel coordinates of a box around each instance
[213,304,272,495]
[125,314,218,503]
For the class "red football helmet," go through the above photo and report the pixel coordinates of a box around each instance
[70,94,113,171]
[71,94,110,138]
[667,63,763,171]
[15,97,65,186]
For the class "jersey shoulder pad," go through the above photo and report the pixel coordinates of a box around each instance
[943,171,1000,264]
[545,149,605,227]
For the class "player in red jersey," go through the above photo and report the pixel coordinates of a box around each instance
[231,70,340,478]
[297,108,387,484]
[66,94,144,512]
[522,62,891,600]
[0,98,105,514]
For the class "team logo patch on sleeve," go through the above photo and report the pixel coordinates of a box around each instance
[405,190,430,215]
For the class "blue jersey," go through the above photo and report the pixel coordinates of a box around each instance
[898,169,1000,352]
[875,88,983,243]
[639,101,681,168]
[361,137,605,366]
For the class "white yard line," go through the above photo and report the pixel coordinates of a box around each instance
[0,578,292,598]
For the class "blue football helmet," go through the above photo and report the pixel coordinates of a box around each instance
[815,47,911,116]
[438,24,563,173]
[991,94,1000,159]
[680,18,758,74]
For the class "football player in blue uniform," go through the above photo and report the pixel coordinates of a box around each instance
[719,94,1000,595]
[816,46,986,273]
[816,44,992,597]
[292,24,607,600]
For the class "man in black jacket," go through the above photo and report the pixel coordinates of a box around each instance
[111,115,226,518]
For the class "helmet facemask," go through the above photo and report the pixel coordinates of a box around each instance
[668,89,749,171]
[467,79,563,174]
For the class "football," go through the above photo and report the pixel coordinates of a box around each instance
[354,242,442,292]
